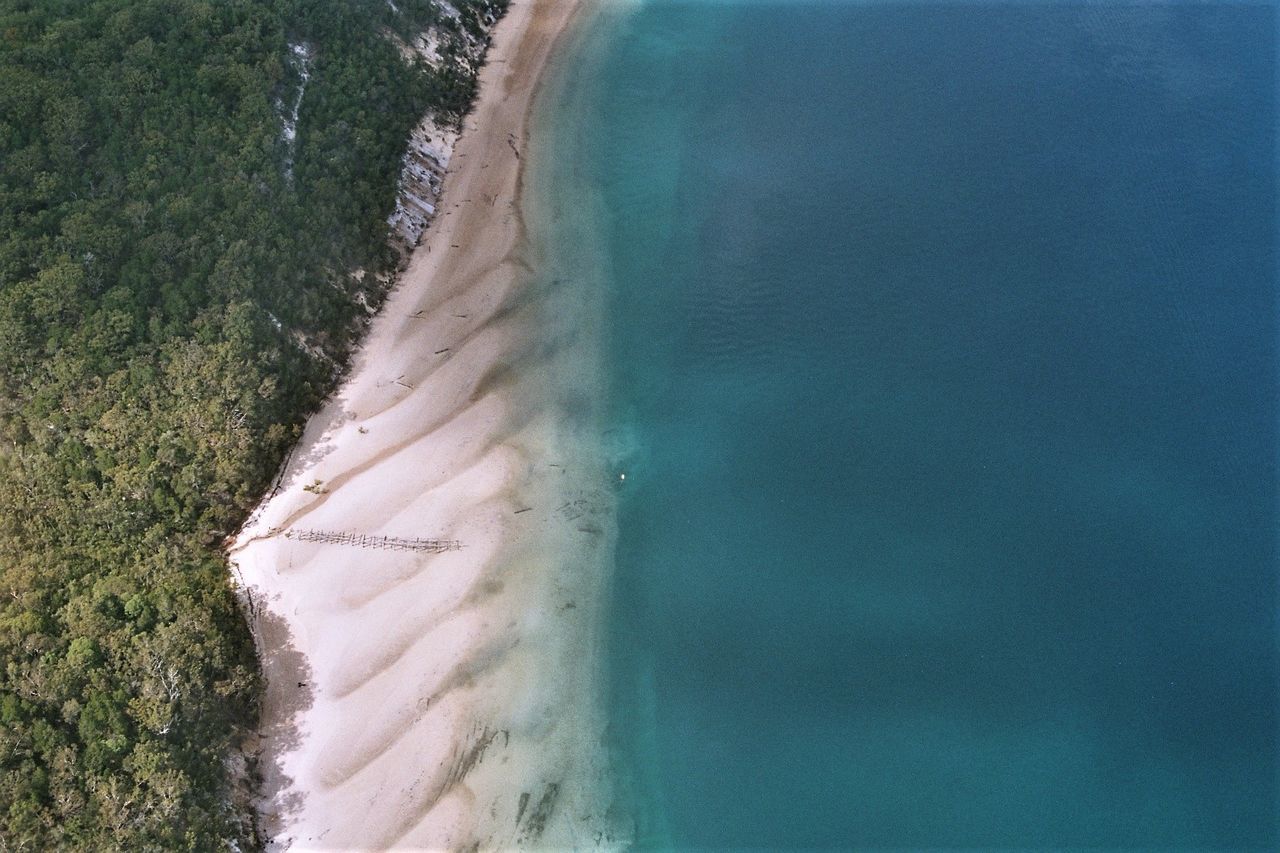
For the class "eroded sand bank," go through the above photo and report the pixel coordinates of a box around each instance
[229,2,625,847]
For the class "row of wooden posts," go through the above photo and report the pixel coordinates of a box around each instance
[283,529,462,553]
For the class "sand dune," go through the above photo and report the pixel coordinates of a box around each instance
[229,2,625,848]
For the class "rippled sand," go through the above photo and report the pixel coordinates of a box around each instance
[229,2,625,847]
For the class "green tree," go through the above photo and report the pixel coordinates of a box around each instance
[0,0,506,846]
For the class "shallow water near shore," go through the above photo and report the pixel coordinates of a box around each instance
[541,1,1277,847]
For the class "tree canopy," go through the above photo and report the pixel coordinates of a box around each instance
[0,0,502,846]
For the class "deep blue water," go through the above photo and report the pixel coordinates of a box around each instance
[563,1,1277,847]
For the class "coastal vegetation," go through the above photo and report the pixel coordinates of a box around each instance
[0,0,503,846]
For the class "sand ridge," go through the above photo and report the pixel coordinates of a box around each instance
[230,1,625,848]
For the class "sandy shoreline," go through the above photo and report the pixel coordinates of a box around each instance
[229,1,625,848]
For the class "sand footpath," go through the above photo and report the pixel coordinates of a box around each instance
[229,1,625,847]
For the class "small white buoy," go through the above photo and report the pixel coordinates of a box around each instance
[619,473,626,481]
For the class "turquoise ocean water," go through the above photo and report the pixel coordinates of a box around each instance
[538,1,1277,847]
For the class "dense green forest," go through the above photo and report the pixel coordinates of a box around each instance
[0,0,503,846]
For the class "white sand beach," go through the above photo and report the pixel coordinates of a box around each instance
[229,1,625,847]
